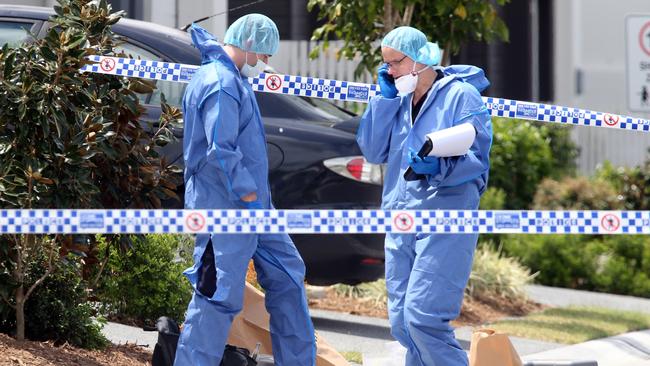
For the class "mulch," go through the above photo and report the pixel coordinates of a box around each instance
[0,334,151,366]
[308,288,546,326]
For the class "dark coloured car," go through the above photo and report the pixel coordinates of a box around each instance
[0,5,384,285]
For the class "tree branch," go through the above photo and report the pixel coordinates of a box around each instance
[1,293,16,310]
[24,267,53,302]
[24,237,57,301]
[90,253,110,290]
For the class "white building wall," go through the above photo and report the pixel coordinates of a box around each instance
[554,0,650,173]
[142,0,228,37]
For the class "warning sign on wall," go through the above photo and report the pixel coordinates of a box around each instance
[626,15,650,112]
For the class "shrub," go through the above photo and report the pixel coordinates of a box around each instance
[468,243,536,302]
[594,159,650,210]
[24,257,108,349]
[532,176,624,210]
[513,159,650,298]
[488,118,579,209]
[501,234,650,298]
[480,187,506,210]
[94,234,193,325]
[591,235,650,298]
[500,235,604,289]
[544,124,579,178]
[0,248,108,349]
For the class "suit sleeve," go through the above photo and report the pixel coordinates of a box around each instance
[356,95,401,164]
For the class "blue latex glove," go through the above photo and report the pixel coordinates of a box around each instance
[243,200,263,209]
[377,64,398,99]
[408,149,440,176]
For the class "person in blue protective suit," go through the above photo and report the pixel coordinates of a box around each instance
[357,26,493,366]
[174,15,316,366]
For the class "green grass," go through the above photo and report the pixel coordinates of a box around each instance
[332,279,387,304]
[340,351,363,364]
[488,306,650,344]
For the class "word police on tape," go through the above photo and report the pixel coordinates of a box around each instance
[81,56,650,134]
[1,210,649,235]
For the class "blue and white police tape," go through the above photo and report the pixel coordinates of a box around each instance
[1,209,649,235]
[81,56,650,134]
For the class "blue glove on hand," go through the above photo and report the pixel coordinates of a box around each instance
[377,64,398,99]
[243,200,263,209]
[408,149,440,176]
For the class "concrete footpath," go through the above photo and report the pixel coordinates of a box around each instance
[311,309,562,363]
[101,285,650,365]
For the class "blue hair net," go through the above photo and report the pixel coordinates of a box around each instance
[382,26,442,66]
[224,13,280,56]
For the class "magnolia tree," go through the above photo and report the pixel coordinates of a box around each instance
[0,0,181,340]
[307,0,510,77]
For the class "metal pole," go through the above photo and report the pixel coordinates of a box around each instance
[530,0,540,101]
[290,0,307,40]
[175,0,179,28]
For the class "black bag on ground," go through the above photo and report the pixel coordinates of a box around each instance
[221,344,258,366]
[148,316,258,366]
[150,316,181,366]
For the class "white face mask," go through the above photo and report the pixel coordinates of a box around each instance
[241,52,268,77]
[395,63,430,95]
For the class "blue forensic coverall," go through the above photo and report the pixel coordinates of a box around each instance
[357,65,493,366]
[174,25,316,366]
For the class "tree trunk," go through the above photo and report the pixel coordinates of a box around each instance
[442,45,451,66]
[384,0,394,32]
[13,236,57,341]
[12,235,27,341]
[15,285,25,341]
[402,4,415,27]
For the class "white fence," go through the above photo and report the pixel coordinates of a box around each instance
[572,127,650,174]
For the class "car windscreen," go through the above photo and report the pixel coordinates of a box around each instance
[255,92,355,123]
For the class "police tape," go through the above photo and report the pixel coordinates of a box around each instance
[81,56,650,134]
[1,209,648,235]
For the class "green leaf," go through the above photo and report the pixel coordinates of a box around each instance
[3,52,15,79]
[454,5,468,20]
[67,34,88,50]
[0,143,11,155]
[308,47,321,60]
